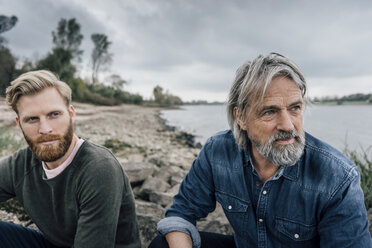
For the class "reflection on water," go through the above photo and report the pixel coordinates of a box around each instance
[161,104,372,155]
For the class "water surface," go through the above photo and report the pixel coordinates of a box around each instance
[161,104,372,155]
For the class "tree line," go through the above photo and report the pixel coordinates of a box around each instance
[312,93,372,105]
[0,16,182,107]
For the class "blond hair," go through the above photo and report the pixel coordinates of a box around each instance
[6,70,72,114]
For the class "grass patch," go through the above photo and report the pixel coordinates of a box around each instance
[344,149,372,210]
[104,138,146,155]
[0,127,26,156]
[0,127,28,220]
[104,139,132,153]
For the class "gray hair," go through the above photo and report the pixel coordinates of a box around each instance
[6,70,72,114]
[226,53,308,149]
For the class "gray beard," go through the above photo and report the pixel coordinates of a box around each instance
[249,130,305,167]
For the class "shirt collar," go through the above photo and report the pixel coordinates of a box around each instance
[281,157,301,181]
[42,138,85,179]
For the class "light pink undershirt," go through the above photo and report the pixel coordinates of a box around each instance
[42,138,85,179]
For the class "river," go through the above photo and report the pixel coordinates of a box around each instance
[161,104,372,156]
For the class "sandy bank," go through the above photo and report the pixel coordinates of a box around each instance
[0,100,200,168]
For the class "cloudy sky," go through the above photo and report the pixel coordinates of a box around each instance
[1,0,372,102]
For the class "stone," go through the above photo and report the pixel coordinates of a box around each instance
[140,177,171,196]
[152,167,172,183]
[169,170,187,186]
[126,153,145,162]
[167,184,180,195]
[121,162,155,184]
[135,199,165,218]
[0,210,22,225]
[132,186,142,198]
[149,192,174,207]
[137,214,160,248]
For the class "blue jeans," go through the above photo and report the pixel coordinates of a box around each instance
[0,221,57,248]
[148,232,236,248]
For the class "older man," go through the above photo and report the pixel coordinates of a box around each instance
[0,70,140,248]
[150,53,371,248]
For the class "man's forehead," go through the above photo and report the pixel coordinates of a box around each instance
[17,88,64,104]
[261,78,302,102]
[249,86,303,115]
[260,94,303,107]
[17,89,69,116]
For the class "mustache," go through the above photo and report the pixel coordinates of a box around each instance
[271,130,300,142]
[36,135,61,143]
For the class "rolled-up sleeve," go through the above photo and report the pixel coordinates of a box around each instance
[157,216,201,248]
[157,139,217,247]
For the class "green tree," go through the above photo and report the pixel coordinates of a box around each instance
[37,18,84,84]
[0,46,16,96]
[153,85,183,106]
[0,15,18,96]
[36,47,76,84]
[153,85,165,104]
[17,59,35,74]
[52,18,83,60]
[0,15,18,46]
[164,93,183,106]
[91,33,112,85]
[107,74,127,91]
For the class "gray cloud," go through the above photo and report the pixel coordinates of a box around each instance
[1,0,107,61]
[2,0,372,101]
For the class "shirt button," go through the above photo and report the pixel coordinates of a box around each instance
[294,233,299,239]
[259,218,263,222]
[256,183,261,187]
[262,190,267,195]
[228,205,232,210]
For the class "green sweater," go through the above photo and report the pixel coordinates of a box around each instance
[0,141,140,248]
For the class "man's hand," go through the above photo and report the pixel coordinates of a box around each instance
[166,231,193,248]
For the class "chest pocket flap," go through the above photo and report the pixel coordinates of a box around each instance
[276,217,317,242]
[215,191,249,213]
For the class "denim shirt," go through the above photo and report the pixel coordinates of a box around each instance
[158,130,372,248]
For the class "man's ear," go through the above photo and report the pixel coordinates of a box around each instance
[15,116,21,129]
[68,105,76,121]
[233,107,247,130]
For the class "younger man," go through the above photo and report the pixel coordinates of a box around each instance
[0,70,141,247]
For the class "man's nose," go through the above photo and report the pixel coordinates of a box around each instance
[277,111,294,131]
[39,119,52,134]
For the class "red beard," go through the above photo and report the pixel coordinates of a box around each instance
[23,120,74,162]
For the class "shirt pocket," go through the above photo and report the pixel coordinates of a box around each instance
[275,217,317,242]
[216,191,249,212]
[215,191,250,234]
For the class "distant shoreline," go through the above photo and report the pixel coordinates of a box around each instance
[182,101,372,106]
[313,101,372,106]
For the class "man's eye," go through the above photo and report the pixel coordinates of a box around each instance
[50,112,60,118]
[291,105,301,111]
[27,117,39,123]
[263,110,275,116]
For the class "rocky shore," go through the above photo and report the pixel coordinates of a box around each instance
[0,101,371,246]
